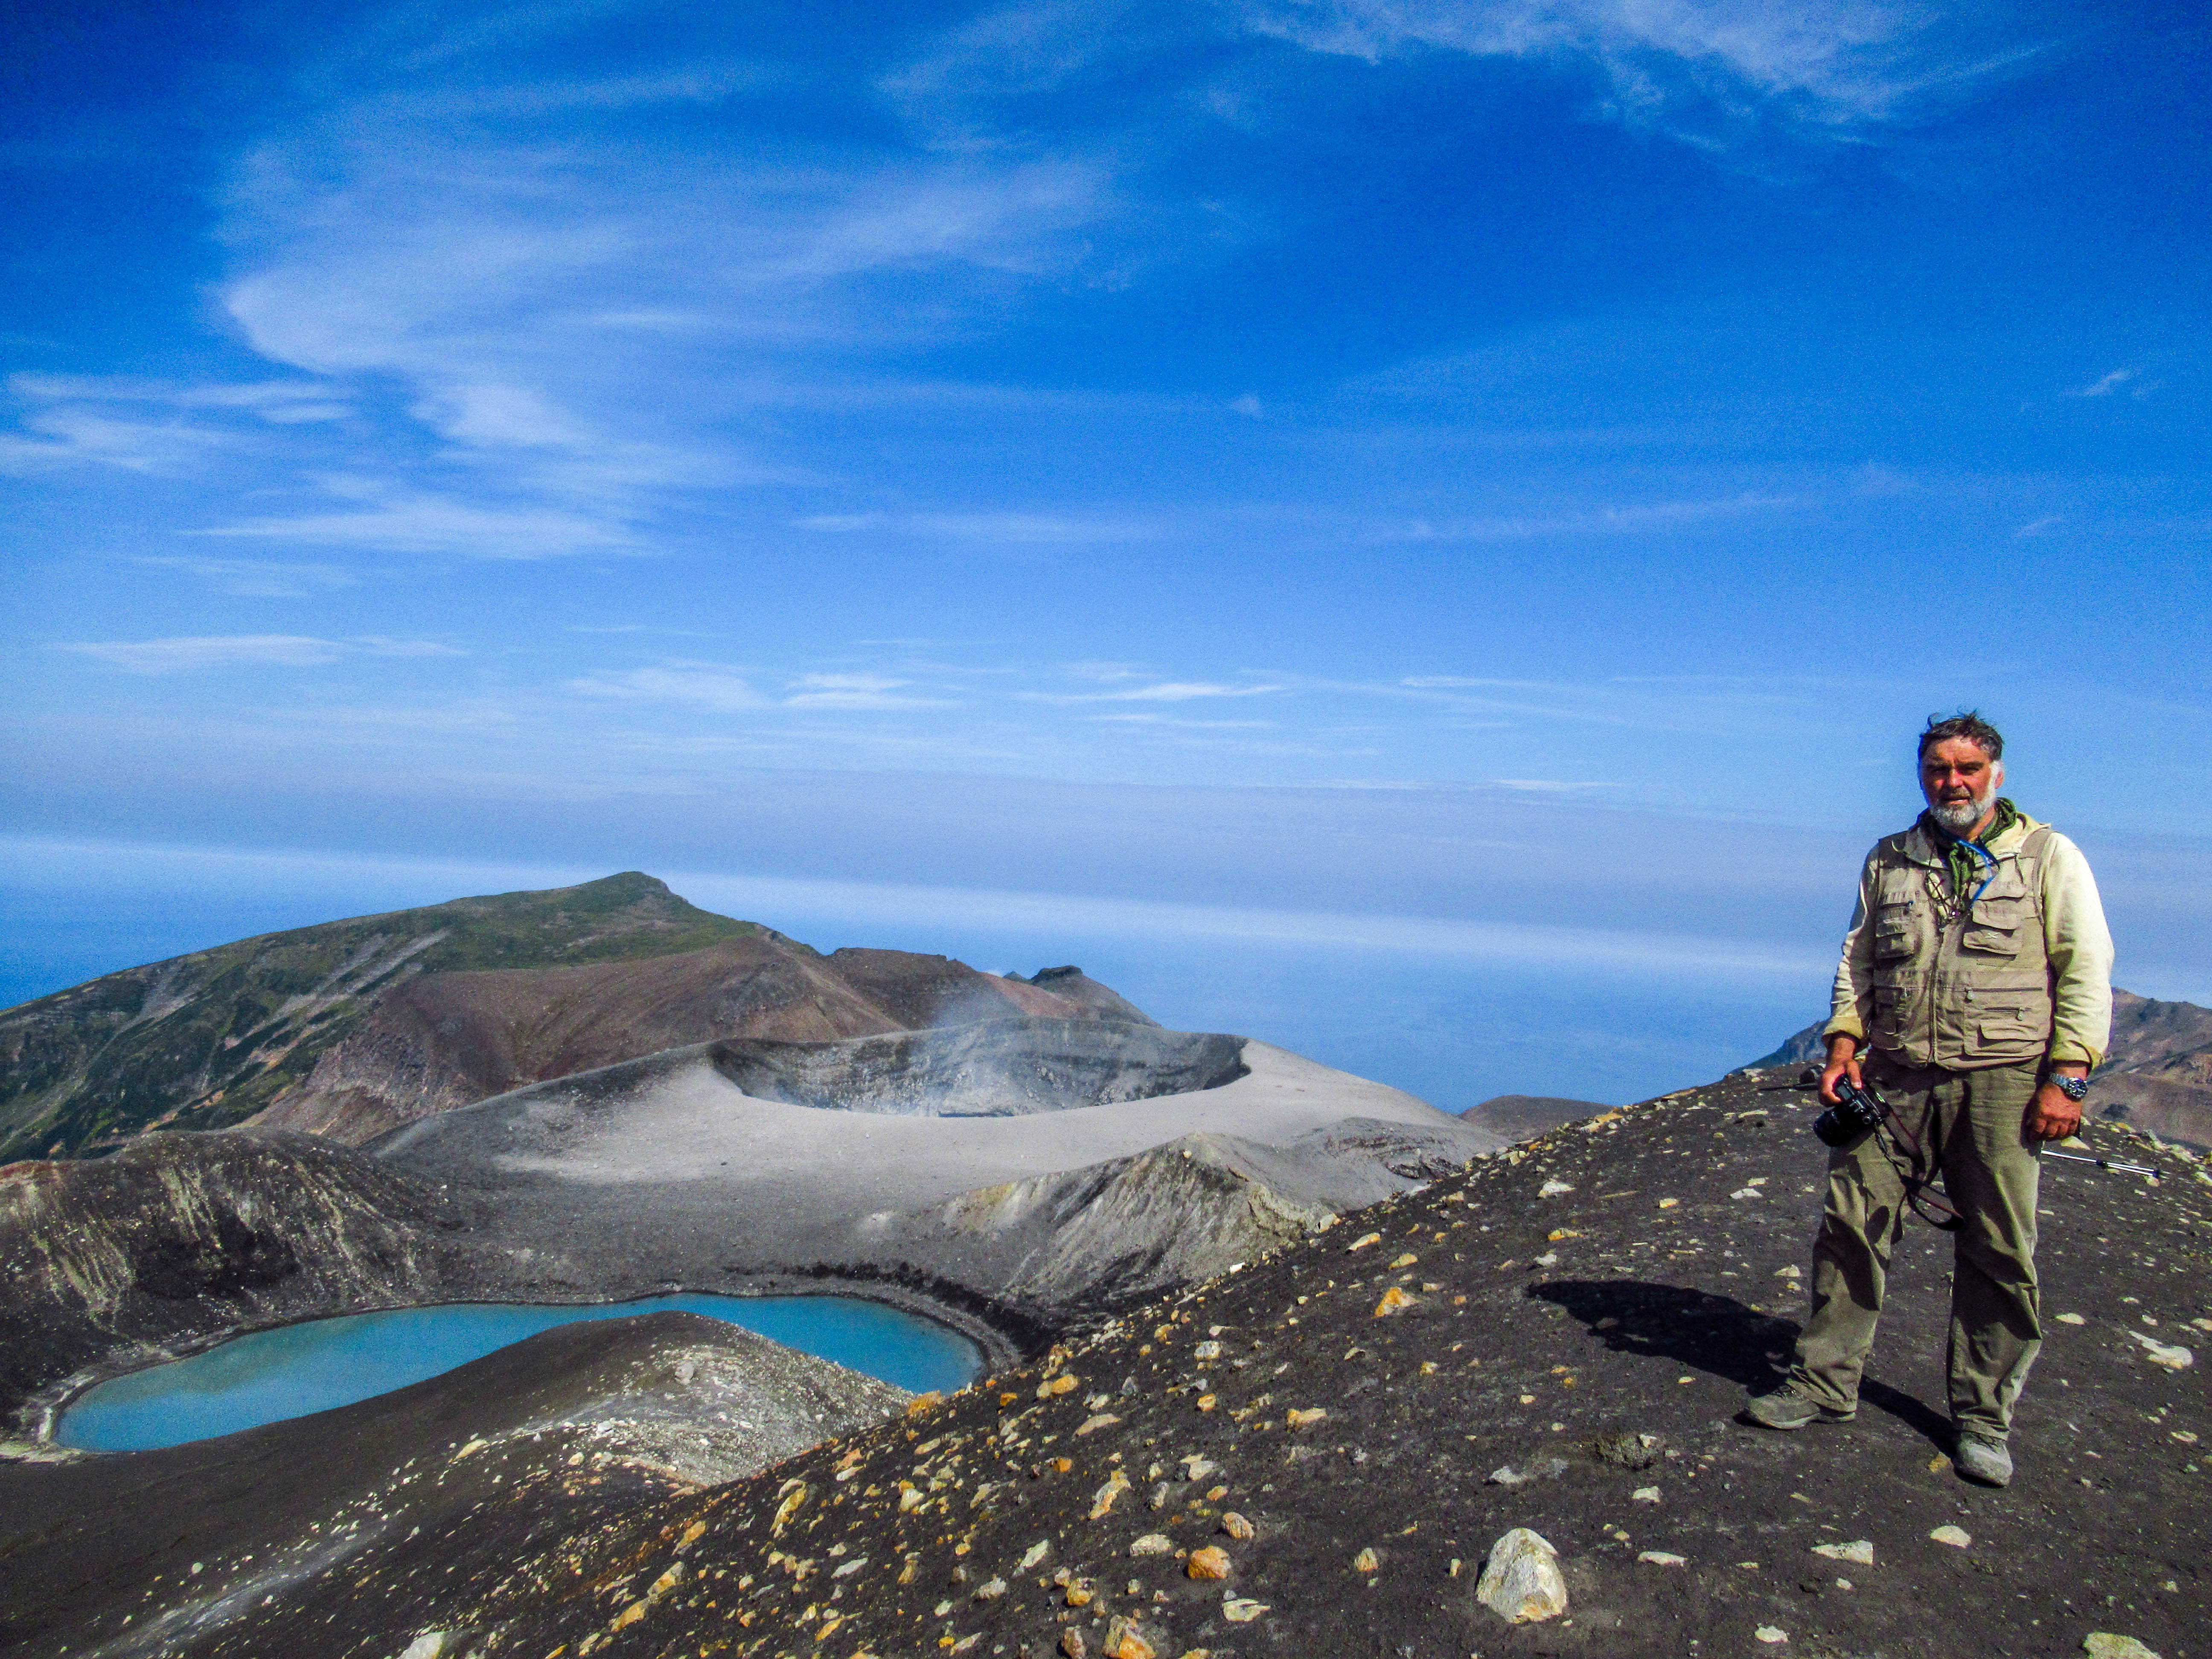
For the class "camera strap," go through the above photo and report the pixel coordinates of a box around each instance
[1872,1108,1965,1233]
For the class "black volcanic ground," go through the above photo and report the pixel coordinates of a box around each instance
[49,1069,2202,1659]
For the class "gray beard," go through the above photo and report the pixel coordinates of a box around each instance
[1929,792,1994,836]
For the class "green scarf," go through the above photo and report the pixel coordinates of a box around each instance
[1924,796,2021,899]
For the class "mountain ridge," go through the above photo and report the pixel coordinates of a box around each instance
[0,873,1153,1161]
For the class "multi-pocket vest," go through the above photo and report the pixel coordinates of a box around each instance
[1865,822,2057,1069]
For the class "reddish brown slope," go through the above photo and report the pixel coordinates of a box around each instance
[254,940,1148,1144]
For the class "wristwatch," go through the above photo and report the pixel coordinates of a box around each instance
[2046,1073,2089,1103]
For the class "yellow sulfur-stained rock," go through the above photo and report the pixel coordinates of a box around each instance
[1374,1286,1417,1318]
[1186,1546,1232,1580]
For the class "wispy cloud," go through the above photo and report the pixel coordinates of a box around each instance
[567,664,766,711]
[131,556,361,597]
[56,635,461,673]
[1368,492,1800,542]
[783,672,957,710]
[2066,367,2157,401]
[1243,0,2020,138]
[797,511,1152,545]
[1492,777,1621,793]
[1023,678,1288,704]
[189,479,642,559]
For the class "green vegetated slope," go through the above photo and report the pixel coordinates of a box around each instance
[0,873,768,1162]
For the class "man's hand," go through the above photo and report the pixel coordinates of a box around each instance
[1819,1035,1863,1106]
[2026,1067,2089,1142]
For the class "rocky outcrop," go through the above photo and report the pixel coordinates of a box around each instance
[0,1129,468,1429]
[709,1020,1247,1115]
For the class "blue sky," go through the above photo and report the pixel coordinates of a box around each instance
[3,0,2208,1100]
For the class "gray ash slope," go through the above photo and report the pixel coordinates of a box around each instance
[370,1019,1497,1328]
[0,1312,908,1659]
[186,1070,2208,1659]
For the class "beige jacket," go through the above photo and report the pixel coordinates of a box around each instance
[1824,812,2113,1069]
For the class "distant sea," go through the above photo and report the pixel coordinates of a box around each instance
[0,838,1830,1113]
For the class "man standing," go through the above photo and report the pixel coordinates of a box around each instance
[1745,713,2113,1487]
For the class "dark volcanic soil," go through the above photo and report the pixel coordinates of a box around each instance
[0,1313,908,1659]
[105,1069,2206,1659]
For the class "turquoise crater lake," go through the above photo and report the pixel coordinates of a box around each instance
[56,1293,984,1452]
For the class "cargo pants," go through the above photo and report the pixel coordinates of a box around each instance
[1786,1055,2045,1441]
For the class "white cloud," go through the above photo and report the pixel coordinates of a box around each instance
[783,673,957,710]
[190,479,640,559]
[53,634,460,673]
[1024,678,1289,704]
[567,665,765,711]
[796,511,1150,545]
[1371,492,1800,542]
[2066,367,2156,400]
[1492,777,1622,793]
[1244,0,2005,137]
[131,556,361,597]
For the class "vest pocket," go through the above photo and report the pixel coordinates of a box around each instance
[1974,999,2046,1047]
[1961,896,2031,955]
[1873,906,1916,963]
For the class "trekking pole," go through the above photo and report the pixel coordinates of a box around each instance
[2043,1149,2157,1177]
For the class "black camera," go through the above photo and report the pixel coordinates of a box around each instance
[1814,1077,1891,1147]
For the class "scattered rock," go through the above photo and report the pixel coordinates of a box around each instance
[1191,1340,1222,1362]
[1631,1487,1661,1504]
[1636,1551,1686,1566]
[2127,1331,2194,1370]
[1285,1407,1327,1429]
[1475,1528,1568,1624]
[973,1578,1007,1601]
[1539,1179,1574,1197]
[1039,1374,1081,1398]
[1020,1540,1053,1570]
[1755,1627,1789,1644]
[1589,1429,1663,1470]
[1930,1525,1972,1548]
[1348,1232,1382,1252]
[398,1634,472,1659]
[1811,1541,1874,1566]
[1352,1547,1379,1573]
[1090,1470,1131,1519]
[2083,1636,2162,1659]
[1374,1286,1417,1317]
[1180,1455,1218,1482]
[2056,1313,2087,1325]
[1221,1597,1269,1623]
[1130,1534,1173,1557]
[1220,1512,1255,1540]
[1103,1616,1157,1659]
[1388,1252,1419,1268]
[1077,1414,1123,1436]
[1186,1546,1232,1580]
[1061,1631,1087,1659]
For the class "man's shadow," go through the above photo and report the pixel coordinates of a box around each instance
[1530,1279,1950,1450]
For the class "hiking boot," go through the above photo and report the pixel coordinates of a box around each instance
[1741,1385,1854,1430]
[1954,1433,2013,1487]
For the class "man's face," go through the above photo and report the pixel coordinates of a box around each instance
[1921,736,2003,835]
